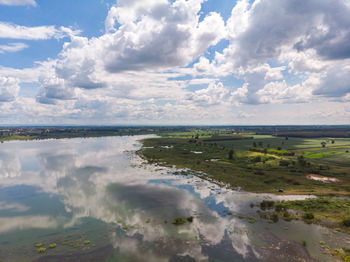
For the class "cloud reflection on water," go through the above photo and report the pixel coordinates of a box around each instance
[0,136,328,262]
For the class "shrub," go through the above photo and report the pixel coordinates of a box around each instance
[279,160,290,167]
[343,218,350,227]
[37,248,46,253]
[187,216,194,222]
[252,156,261,163]
[270,213,279,223]
[248,217,256,223]
[172,217,187,225]
[302,212,314,220]
[275,203,284,212]
[283,211,290,218]
[260,200,275,210]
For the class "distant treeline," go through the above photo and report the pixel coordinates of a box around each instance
[275,132,350,138]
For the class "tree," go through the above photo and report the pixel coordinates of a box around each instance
[258,141,263,147]
[321,141,326,148]
[331,140,335,144]
[228,149,234,160]
[285,136,289,140]
[298,155,307,166]
[253,142,257,147]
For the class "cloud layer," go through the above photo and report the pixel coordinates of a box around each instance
[0,0,350,124]
[0,0,36,6]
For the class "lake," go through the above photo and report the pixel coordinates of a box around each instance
[0,136,347,262]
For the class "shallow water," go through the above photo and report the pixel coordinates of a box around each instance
[0,136,348,262]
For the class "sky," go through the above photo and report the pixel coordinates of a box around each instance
[0,0,350,125]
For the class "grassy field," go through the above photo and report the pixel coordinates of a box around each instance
[138,132,350,195]
[0,135,37,142]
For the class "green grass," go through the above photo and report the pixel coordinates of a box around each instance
[0,135,37,142]
[138,137,350,195]
[304,151,343,159]
[280,198,350,233]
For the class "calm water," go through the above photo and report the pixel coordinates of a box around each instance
[0,136,347,262]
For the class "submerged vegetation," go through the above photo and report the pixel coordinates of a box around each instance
[172,216,194,225]
[254,198,350,234]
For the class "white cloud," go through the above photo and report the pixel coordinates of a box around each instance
[0,42,28,53]
[103,0,225,72]
[0,23,70,40]
[187,82,231,106]
[257,81,312,104]
[0,76,19,102]
[1,0,350,124]
[0,0,36,6]
[35,0,225,104]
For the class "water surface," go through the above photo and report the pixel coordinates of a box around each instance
[0,136,347,262]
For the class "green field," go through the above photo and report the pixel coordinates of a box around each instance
[139,132,350,195]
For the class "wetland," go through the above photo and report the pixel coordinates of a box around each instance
[0,131,349,261]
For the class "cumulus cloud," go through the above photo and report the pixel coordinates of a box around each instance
[193,0,350,106]
[2,0,350,124]
[103,0,225,72]
[0,42,28,53]
[35,0,225,104]
[313,64,350,97]
[223,0,350,66]
[0,77,19,102]
[36,77,76,104]
[0,0,36,6]
[187,82,231,106]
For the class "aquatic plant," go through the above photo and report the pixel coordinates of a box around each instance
[187,216,194,222]
[270,213,279,223]
[49,243,57,249]
[35,243,43,248]
[302,212,315,220]
[172,217,187,225]
[260,200,275,210]
[84,240,90,245]
[248,217,256,223]
[37,247,46,253]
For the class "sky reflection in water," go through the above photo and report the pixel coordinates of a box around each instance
[0,136,344,262]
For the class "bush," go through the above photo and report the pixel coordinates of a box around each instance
[260,200,275,210]
[343,218,350,227]
[187,216,194,222]
[270,213,279,223]
[302,212,314,220]
[251,156,261,163]
[172,217,187,225]
[279,160,290,167]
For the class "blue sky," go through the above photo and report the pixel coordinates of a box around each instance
[0,0,350,125]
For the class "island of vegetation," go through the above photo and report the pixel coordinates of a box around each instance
[135,125,350,242]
